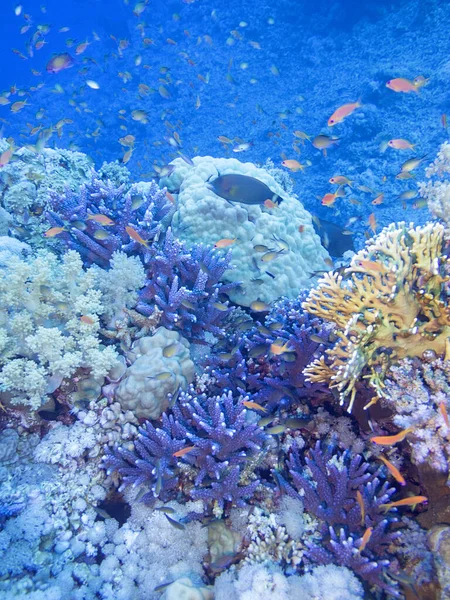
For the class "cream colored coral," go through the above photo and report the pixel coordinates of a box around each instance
[303,222,450,412]
[0,248,143,409]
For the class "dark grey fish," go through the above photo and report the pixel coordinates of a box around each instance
[313,217,355,257]
[207,174,282,206]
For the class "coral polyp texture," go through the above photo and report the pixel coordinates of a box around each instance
[303,221,450,412]
[160,156,331,305]
[419,141,450,226]
[286,442,400,594]
[103,386,268,511]
[46,171,174,267]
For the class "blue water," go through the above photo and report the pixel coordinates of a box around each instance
[1,0,448,242]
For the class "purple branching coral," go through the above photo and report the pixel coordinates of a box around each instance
[46,172,173,267]
[136,228,239,342]
[102,386,269,511]
[205,294,333,410]
[286,441,400,595]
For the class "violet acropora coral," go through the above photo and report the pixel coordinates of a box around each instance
[46,172,173,267]
[135,227,238,342]
[286,441,400,594]
[303,222,450,412]
[103,385,268,511]
[205,293,333,411]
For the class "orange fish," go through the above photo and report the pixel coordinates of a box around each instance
[243,400,268,412]
[329,175,352,186]
[442,114,447,129]
[368,213,377,233]
[328,101,361,126]
[388,139,415,150]
[44,226,66,237]
[173,446,196,457]
[281,159,306,172]
[357,527,373,553]
[270,340,293,356]
[356,490,365,526]
[370,427,414,446]
[87,214,114,226]
[125,225,149,247]
[378,455,406,486]
[263,198,278,209]
[80,315,95,324]
[379,496,428,511]
[0,147,14,167]
[46,53,74,73]
[386,78,418,93]
[321,193,338,206]
[353,259,385,273]
[166,191,175,204]
[439,402,450,428]
[214,237,237,249]
[372,193,384,205]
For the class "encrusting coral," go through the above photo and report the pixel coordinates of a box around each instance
[302,221,450,412]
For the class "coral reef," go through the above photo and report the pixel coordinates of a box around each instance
[383,355,450,472]
[103,386,269,512]
[160,155,331,305]
[46,172,173,267]
[136,227,238,342]
[419,141,450,226]
[0,248,130,409]
[0,140,93,241]
[204,293,333,411]
[114,327,194,419]
[303,221,450,412]
[286,441,400,594]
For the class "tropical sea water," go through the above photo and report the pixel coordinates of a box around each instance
[0,0,449,598]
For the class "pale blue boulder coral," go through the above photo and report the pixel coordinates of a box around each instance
[0,138,94,241]
[160,156,331,305]
[114,327,195,420]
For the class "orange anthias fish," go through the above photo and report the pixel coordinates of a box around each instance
[379,496,428,511]
[357,527,373,553]
[173,446,196,458]
[372,193,384,205]
[125,225,149,247]
[388,138,415,150]
[321,192,338,206]
[0,147,14,167]
[356,490,365,526]
[243,400,268,412]
[370,427,414,446]
[378,455,406,486]
[281,159,306,172]
[80,315,95,324]
[328,101,361,126]
[87,214,115,226]
[214,237,237,248]
[264,199,278,209]
[439,402,450,428]
[386,78,418,93]
[44,226,66,237]
[368,213,377,233]
[46,53,74,73]
[270,340,293,355]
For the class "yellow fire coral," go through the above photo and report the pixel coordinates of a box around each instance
[302,222,450,412]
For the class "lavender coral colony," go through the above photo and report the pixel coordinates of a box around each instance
[1,142,450,598]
